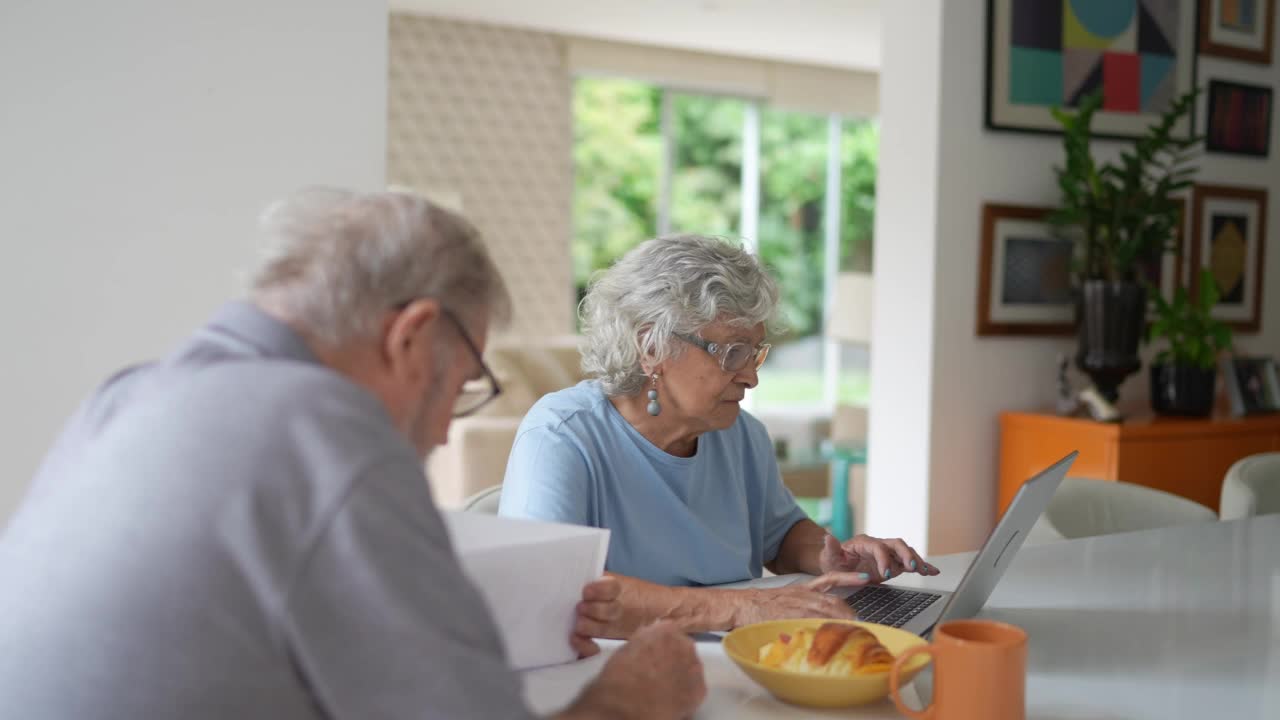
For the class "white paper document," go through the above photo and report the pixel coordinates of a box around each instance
[443,512,610,670]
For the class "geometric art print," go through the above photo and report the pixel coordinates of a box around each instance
[988,0,1198,138]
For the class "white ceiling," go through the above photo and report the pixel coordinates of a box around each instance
[389,0,882,71]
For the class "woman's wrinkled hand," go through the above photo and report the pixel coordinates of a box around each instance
[817,533,940,581]
[731,578,864,627]
[571,577,627,656]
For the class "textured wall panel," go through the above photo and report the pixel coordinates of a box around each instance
[388,14,573,336]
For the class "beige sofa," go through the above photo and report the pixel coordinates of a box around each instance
[426,336,585,508]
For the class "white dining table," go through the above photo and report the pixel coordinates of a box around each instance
[522,514,1280,719]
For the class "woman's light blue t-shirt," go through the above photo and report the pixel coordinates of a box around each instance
[497,381,807,587]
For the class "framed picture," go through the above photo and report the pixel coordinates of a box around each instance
[1199,0,1276,64]
[1223,355,1280,416]
[1206,79,1273,157]
[1190,184,1269,332]
[978,204,1075,336]
[986,0,1198,138]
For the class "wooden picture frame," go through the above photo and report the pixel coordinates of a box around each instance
[1199,0,1276,64]
[1205,79,1273,157]
[1190,184,1269,333]
[977,203,1075,336]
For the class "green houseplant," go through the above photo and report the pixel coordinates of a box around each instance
[1147,269,1233,416]
[1049,89,1202,403]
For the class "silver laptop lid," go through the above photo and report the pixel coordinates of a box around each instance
[931,451,1077,627]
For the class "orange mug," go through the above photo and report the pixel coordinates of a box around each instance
[889,619,1027,720]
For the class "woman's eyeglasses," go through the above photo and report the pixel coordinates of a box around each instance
[676,333,771,373]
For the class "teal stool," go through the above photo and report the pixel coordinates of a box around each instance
[822,444,866,541]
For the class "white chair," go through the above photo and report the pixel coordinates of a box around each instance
[1220,453,1280,520]
[1039,478,1217,540]
[1023,515,1067,545]
[460,485,502,514]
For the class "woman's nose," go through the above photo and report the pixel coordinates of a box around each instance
[735,363,759,389]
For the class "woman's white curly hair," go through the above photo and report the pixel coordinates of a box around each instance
[579,234,780,396]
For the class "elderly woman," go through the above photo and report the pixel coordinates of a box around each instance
[498,235,938,637]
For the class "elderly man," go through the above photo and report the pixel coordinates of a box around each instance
[0,188,704,720]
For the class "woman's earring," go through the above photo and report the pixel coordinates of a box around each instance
[646,373,661,416]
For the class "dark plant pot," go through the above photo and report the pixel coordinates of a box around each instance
[1150,363,1217,417]
[1075,280,1146,403]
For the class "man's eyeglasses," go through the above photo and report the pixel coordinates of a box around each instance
[394,300,502,417]
[676,333,771,373]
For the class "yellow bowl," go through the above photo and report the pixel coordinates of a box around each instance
[723,619,931,708]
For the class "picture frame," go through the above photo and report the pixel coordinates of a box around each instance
[1198,0,1276,64]
[977,203,1075,336]
[1222,355,1280,416]
[1190,184,1269,332]
[1205,79,1273,157]
[986,0,1198,139]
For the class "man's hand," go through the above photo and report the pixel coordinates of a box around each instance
[817,533,939,581]
[559,621,706,720]
[571,577,623,657]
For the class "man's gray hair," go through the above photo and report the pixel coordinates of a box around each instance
[579,235,780,396]
[248,187,511,347]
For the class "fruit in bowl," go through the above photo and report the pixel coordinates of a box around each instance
[723,619,931,708]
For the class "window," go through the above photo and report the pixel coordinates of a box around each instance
[668,92,744,238]
[572,77,661,307]
[572,76,878,410]
[753,107,829,408]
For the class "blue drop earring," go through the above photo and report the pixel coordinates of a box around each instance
[646,373,661,416]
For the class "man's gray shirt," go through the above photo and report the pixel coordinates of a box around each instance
[0,302,535,719]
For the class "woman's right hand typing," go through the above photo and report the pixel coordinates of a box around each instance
[730,572,872,627]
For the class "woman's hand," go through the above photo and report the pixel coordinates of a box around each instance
[729,572,872,627]
[817,533,940,581]
[570,572,880,640]
[572,577,626,656]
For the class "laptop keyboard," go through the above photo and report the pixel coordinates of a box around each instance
[845,586,943,628]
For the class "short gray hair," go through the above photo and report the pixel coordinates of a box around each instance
[248,187,511,347]
[579,235,780,396]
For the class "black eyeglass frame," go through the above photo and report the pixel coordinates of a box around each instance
[393,299,502,417]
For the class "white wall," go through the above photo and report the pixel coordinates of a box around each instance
[872,0,1280,555]
[863,1,944,551]
[0,1,388,523]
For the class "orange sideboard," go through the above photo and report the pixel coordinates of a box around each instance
[997,411,1280,516]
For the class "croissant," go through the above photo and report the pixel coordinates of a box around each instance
[756,623,895,676]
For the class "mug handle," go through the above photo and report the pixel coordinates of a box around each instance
[889,644,935,720]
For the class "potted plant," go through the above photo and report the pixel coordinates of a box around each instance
[1049,89,1201,403]
[1148,269,1233,416]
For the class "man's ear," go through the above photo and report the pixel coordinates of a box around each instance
[383,298,443,381]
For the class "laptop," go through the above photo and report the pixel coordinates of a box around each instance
[738,451,1076,637]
